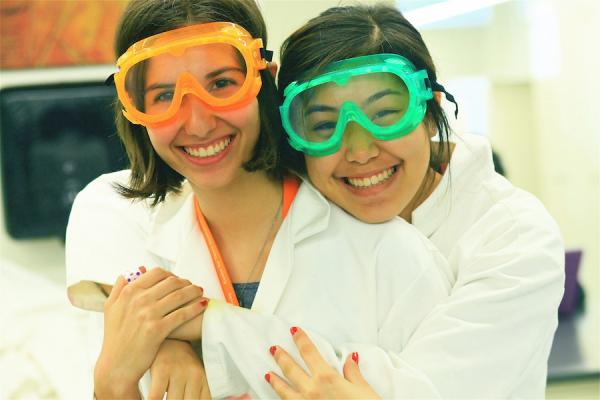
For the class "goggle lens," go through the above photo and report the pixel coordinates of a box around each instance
[287,72,410,143]
[123,43,249,118]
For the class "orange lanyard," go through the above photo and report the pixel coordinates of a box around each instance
[193,176,300,306]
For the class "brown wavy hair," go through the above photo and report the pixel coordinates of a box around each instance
[113,0,287,205]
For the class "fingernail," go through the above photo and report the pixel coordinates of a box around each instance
[264,373,271,383]
[351,352,359,364]
[200,299,209,306]
[139,266,147,273]
[290,326,298,335]
[269,345,277,356]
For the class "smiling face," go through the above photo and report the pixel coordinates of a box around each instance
[142,43,262,192]
[302,73,436,223]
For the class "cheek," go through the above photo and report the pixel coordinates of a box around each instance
[386,127,431,162]
[146,127,172,150]
[305,155,338,184]
[229,99,260,133]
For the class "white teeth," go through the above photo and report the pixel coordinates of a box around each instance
[184,137,231,158]
[347,167,396,189]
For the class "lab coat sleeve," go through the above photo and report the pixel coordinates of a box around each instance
[202,241,451,399]
[65,172,159,311]
[371,207,565,398]
[203,207,564,399]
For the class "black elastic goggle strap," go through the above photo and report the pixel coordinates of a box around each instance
[430,80,458,119]
[260,48,274,62]
[105,73,115,87]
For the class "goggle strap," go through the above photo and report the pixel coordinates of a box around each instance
[105,73,115,87]
[430,80,459,119]
[260,48,274,62]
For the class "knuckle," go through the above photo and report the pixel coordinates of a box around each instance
[166,275,179,285]
[304,386,322,399]
[315,370,336,385]
[172,290,187,304]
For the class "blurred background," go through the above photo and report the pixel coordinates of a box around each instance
[0,0,598,398]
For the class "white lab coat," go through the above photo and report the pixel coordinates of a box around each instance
[65,173,451,399]
[202,133,565,399]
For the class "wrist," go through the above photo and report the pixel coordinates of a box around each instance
[94,357,140,399]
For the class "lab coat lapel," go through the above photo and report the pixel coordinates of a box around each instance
[145,182,224,300]
[252,182,330,314]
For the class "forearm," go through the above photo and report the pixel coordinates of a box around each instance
[94,360,141,400]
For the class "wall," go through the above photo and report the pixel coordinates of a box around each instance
[420,0,599,301]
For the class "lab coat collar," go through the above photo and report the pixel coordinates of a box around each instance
[253,179,332,314]
[412,133,493,238]
[146,183,196,263]
[144,177,333,306]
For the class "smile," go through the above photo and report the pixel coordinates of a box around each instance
[183,136,232,158]
[344,166,398,189]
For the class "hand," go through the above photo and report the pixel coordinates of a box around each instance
[94,268,207,399]
[168,300,207,341]
[149,339,211,400]
[266,327,380,399]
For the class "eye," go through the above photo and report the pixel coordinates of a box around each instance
[372,109,403,121]
[310,121,336,139]
[211,78,239,91]
[152,90,174,104]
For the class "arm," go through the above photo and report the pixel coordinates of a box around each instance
[149,339,211,400]
[199,255,449,399]
[93,269,207,399]
[268,213,566,398]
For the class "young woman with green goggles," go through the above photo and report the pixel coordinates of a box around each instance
[254,4,563,399]
[65,1,454,399]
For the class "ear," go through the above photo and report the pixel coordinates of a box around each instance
[433,91,442,104]
[267,61,278,78]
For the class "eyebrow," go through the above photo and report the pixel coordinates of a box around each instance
[304,88,406,115]
[304,104,338,116]
[145,66,245,92]
[205,66,245,80]
[360,88,405,107]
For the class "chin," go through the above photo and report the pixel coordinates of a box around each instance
[346,206,398,224]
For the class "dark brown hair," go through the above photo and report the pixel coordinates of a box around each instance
[114,0,286,205]
[278,4,452,175]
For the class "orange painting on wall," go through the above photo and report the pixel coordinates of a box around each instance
[0,0,127,69]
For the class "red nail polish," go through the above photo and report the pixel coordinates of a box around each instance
[269,345,277,356]
[264,373,271,383]
[200,299,209,306]
[139,266,147,273]
[351,352,359,364]
[290,326,298,335]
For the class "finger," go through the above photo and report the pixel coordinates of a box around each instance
[122,265,147,284]
[166,376,184,400]
[343,352,367,384]
[183,379,202,400]
[290,326,329,375]
[156,284,205,316]
[148,369,169,400]
[270,345,311,390]
[162,298,208,333]
[265,371,298,400]
[106,275,127,305]
[145,275,198,304]
[131,267,173,289]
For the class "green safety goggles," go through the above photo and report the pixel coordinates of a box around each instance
[280,53,438,157]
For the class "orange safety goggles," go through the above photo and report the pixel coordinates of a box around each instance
[112,22,271,127]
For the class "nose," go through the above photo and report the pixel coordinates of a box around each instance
[343,122,379,164]
[180,95,217,138]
